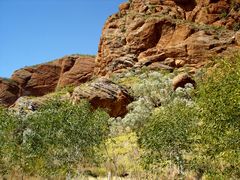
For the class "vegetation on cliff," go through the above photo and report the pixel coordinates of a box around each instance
[0,0,240,178]
[1,54,239,179]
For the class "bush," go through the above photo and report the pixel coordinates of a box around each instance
[121,71,174,130]
[121,71,194,130]
[193,55,240,178]
[136,54,240,179]
[0,99,110,177]
[0,107,19,175]
[137,100,197,177]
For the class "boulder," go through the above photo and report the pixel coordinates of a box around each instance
[172,73,195,90]
[148,62,174,72]
[105,54,137,73]
[10,92,71,115]
[11,96,41,114]
[72,78,133,117]
[175,59,186,67]
[0,78,19,107]
[138,53,167,64]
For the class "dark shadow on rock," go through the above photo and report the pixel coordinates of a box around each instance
[174,0,197,11]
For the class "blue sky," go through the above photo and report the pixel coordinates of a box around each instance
[0,0,125,78]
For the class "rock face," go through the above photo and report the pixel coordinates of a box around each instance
[72,78,133,117]
[0,78,19,107]
[95,0,240,75]
[11,55,95,97]
[57,56,95,88]
[0,55,95,107]
[12,64,62,96]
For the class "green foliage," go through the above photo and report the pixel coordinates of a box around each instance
[193,55,240,178]
[120,71,194,130]
[0,99,110,177]
[136,54,240,179]
[138,100,197,177]
[55,85,75,95]
[103,133,141,177]
[220,11,228,19]
[0,107,19,175]
[1,53,240,178]
[122,71,174,129]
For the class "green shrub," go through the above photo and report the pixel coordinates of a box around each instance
[121,71,174,130]
[121,71,194,130]
[0,107,19,175]
[0,99,110,177]
[136,54,240,179]
[138,100,197,177]
[193,55,240,178]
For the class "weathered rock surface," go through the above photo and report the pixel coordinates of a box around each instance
[72,78,133,117]
[10,92,71,114]
[57,56,95,88]
[95,0,240,75]
[0,55,95,107]
[12,64,62,96]
[172,73,195,90]
[0,78,19,107]
[11,96,42,113]
[11,55,95,97]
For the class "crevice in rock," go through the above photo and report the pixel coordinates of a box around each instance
[175,0,197,12]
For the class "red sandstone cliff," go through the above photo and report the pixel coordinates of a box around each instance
[1,0,240,117]
[95,0,240,75]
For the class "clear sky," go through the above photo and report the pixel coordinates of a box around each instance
[0,0,125,78]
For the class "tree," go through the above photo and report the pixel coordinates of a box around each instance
[0,99,110,177]
[138,100,196,178]
[194,55,240,178]
[137,54,240,179]
[0,107,19,175]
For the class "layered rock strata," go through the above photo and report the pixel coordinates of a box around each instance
[95,0,240,75]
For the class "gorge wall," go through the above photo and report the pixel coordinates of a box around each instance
[95,0,240,75]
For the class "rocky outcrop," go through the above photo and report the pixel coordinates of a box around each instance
[0,78,19,107]
[0,55,95,107]
[72,78,133,117]
[11,55,95,97]
[10,92,71,115]
[95,0,240,75]
[1,0,240,113]
[12,64,62,96]
[11,96,42,114]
